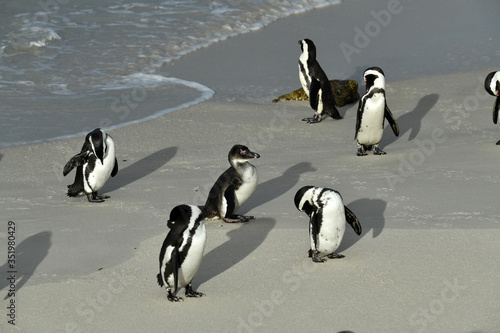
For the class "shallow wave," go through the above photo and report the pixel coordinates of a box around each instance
[0,74,214,148]
[0,0,340,147]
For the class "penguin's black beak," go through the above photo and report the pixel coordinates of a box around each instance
[248,151,260,159]
[95,146,104,164]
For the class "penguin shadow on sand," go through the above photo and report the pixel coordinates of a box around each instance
[239,162,317,215]
[102,146,178,193]
[195,218,276,286]
[0,231,52,299]
[381,93,439,147]
[337,198,386,253]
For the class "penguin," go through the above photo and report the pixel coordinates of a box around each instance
[298,38,342,123]
[202,144,260,223]
[157,204,206,302]
[63,128,118,202]
[484,70,500,144]
[355,67,399,156]
[294,186,362,263]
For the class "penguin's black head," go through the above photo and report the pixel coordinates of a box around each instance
[364,74,378,91]
[299,39,316,59]
[364,67,385,91]
[87,128,106,163]
[294,186,315,216]
[484,71,498,96]
[167,204,192,229]
[228,144,260,165]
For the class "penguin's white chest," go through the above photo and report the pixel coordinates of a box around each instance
[177,224,206,287]
[357,93,385,145]
[84,139,115,193]
[165,223,206,289]
[310,196,346,255]
[298,55,310,96]
[234,165,258,210]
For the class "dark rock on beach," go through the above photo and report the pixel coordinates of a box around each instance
[272,79,359,107]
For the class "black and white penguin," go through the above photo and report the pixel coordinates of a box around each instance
[484,71,500,144]
[63,128,118,202]
[202,144,260,223]
[294,186,362,263]
[157,204,206,302]
[355,67,399,156]
[298,38,342,123]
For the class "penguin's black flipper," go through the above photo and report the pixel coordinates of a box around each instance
[309,77,321,111]
[345,206,362,235]
[156,273,164,287]
[493,96,500,124]
[111,158,118,177]
[310,211,320,250]
[223,185,236,220]
[172,246,180,294]
[322,82,342,120]
[385,104,399,137]
[354,98,364,140]
[63,151,90,176]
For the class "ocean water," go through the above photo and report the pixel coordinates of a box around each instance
[0,0,340,147]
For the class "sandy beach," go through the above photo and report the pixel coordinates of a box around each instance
[1,1,500,332]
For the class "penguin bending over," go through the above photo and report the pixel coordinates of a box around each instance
[63,128,118,202]
[202,145,260,223]
[157,205,206,302]
[484,71,500,144]
[294,186,362,263]
[355,67,399,156]
[298,39,342,123]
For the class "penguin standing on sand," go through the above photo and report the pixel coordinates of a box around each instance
[298,38,342,123]
[294,186,362,263]
[484,70,500,144]
[157,205,206,302]
[355,67,399,156]
[202,144,260,223]
[63,128,118,202]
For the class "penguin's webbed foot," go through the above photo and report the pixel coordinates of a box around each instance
[224,214,255,223]
[167,290,183,302]
[167,295,183,302]
[310,250,326,263]
[185,284,205,298]
[312,255,326,263]
[356,147,367,156]
[301,113,323,124]
[327,253,345,259]
[373,145,386,155]
[86,192,108,203]
[222,217,240,223]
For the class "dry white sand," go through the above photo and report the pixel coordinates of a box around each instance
[1,1,500,332]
